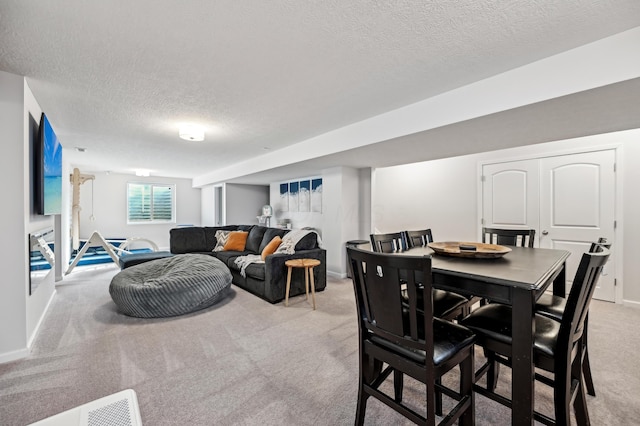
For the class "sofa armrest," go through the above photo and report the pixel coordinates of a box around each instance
[263,249,327,302]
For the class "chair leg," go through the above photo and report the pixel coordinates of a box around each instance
[582,347,596,397]
[435,378,443,416]
[459,349,475,426]
[394,370,404,402]
[573,351,591,426]
[486,352,499,391]
[355,383,368,426]
[554,362,573,426]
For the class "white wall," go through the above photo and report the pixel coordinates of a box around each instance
[372,129,640,305]
[200,185,215,226]
[0,71,29,362]
[0,72,60,362]
[224,183,269,225]
[77,172,201,250]
[24,80,57,348]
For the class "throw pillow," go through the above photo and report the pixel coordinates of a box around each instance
[223,231,249,251]
[261,236,282,260]
[212,230,231,252]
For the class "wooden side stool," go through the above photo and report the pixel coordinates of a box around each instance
[285,258,321,310]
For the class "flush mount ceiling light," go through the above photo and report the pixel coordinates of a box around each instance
[179,124,205,141]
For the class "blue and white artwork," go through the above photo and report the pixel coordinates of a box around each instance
[289,181,299,212]
[279,183,289,212]
[299,180,310,212]
[311,178,322,212]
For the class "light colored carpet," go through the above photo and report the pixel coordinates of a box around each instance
[1,263,639,425]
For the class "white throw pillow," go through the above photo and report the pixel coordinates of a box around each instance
[212,230,231,252]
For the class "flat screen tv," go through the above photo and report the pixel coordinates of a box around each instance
[35,113,63,215]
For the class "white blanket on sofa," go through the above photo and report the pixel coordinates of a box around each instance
[234,254,263,277]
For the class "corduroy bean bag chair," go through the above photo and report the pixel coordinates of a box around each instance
[109,254,232,318]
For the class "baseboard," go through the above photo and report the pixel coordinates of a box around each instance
[327,270,347,279]
[622,299,640,309]
[0,347,30,364]
[28,288,57,349]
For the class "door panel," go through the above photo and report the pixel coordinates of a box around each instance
[482,160,539,233]
[539,150,615,301]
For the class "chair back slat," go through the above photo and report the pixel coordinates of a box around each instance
[370,232,406,253]
[404,229,434,249]
[347,247,433,352]
[482,227,536,248]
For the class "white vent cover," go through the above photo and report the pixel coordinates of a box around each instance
[80,390,142,426]
[29,389,142,426]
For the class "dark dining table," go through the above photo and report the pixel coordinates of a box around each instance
[359,243,571,426]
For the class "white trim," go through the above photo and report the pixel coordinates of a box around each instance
[327,270,347,280]
[0,348,30,364]
[622,299,640,309]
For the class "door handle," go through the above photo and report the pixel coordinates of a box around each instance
[541,230,549,235]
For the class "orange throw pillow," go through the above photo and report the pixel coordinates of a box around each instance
[223,231,249,251]
[261,236,282,260]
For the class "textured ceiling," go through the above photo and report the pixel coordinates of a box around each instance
[1,0,640,180]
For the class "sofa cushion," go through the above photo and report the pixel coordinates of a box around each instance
[245,226,268,253]
[237,225,254,232]
[213,250,248,268]
[244,262,266,280]
[295,232,318,251]
[170,227,207,253]
[224,231,249,251]
[258,228,289,253]
[261,236,282,260]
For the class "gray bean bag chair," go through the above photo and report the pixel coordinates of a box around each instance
[109,254,232,318]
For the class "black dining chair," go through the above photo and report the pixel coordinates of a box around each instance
[369,232,406,253]
[482,227,536,248]
[403,228,434,249]
[404,228,483,316]
[461,247,610,425]
[347,246,476,425]
[535,238,610,397]
[370,232,469,321]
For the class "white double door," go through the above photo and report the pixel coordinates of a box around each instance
[482,149,616,301]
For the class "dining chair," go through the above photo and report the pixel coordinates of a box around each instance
[369,232,406,253]
[370,232,468,321]
[404,228,483,316]
[535,238,610,397]
[403,228,434,248]
[347,246,476,426]
[482,227,536,248]
[461,247,610,425]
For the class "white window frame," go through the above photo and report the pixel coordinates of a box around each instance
[126,182,176,225]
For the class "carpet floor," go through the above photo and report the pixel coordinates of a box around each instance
[1,264,639,425]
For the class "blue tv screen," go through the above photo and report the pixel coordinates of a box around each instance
[36,113,63,215]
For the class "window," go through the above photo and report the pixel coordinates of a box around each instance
[127,183,175,224]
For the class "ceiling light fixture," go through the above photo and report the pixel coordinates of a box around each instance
[179,124,205,141]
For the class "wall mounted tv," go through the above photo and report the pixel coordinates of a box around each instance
[35,113,63,215]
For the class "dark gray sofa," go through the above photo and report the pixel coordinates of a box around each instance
[169,225,326,304]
